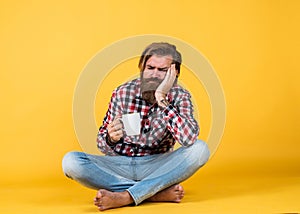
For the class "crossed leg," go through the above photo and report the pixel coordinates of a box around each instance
[94,184,184,211]
[63,140,210,211]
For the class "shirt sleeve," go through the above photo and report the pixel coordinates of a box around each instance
[162,90,199,147]
[96,90,122,155]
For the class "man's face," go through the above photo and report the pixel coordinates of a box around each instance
[140,54,174,104]
[141,55,173,92]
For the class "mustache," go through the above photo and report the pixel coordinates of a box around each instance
[141,77,162,94]
[143,77,162,83]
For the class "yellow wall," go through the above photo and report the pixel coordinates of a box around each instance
[0,0,299,185]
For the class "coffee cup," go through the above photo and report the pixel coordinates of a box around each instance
[121,112,141,136]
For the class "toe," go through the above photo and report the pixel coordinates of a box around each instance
[96,189,103,197]
[94,198,100,206]
[94,190,104,206]
[98,205,104,211]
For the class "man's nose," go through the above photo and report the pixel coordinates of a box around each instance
[151,69,160,78]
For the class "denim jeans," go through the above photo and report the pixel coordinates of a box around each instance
[62,140,210,205]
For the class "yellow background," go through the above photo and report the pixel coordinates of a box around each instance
[0,0,299,213]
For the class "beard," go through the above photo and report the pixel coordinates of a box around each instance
[140,76,163,104]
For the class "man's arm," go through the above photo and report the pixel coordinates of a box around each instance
[97,90,123,155]
[154,64,199,146]
[162,90,199,147]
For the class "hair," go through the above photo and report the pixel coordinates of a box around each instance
[138,42,182,75]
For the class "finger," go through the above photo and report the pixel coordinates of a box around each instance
[108,118,119,129]
[114,115,122,119]
[160,72,171,91]
[94,198,100,206]
[110,116,121,126]
[171,63,176,71]
[109,133,119,142]
[110,130,123,141]
[107,124,114,135]
[111,123,124,133]
[112,117,122,125]
[113,123,123,131]
[114,116,122,122]
[164,67,171,80]
[167,66,176,82]
[108,125,121,137]
[168,65,176,80]
[115,129,124,137]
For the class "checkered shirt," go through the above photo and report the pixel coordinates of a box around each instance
[97,78,199,156]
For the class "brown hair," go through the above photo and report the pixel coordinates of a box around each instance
[138,42,182,75]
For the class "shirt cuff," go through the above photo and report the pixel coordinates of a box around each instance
[106,135,124,148]
[162,104,177,120]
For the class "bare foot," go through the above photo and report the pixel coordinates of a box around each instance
[94,189,133,211]
[148,184,184,203]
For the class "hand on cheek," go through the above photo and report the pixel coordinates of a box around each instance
[155,64,177,107]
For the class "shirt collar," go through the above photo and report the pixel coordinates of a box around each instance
[134,78,142,99]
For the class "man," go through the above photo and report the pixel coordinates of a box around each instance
[62,42,210,211]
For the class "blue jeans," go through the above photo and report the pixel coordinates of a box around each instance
[62,140,210,205]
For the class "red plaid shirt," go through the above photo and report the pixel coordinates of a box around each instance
[97,78,199,156]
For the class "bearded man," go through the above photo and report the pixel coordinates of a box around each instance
[62,42,210,211]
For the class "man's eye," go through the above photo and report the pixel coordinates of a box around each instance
[159,69,168,72]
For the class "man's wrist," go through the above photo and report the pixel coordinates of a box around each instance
[159,98,169,108]
[155,91,169,107]
[106,134,116,146]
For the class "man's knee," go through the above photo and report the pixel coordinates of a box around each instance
[188,140,210,167]
[62,151,85,178]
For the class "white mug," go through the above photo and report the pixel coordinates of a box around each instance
[121,112,141,136]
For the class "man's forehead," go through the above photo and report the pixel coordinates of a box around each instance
[146,55,173,65]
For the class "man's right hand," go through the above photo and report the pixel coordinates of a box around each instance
[107,117,124,143]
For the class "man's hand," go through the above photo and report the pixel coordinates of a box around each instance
[155,64,177,107]
[107,117,123,143]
